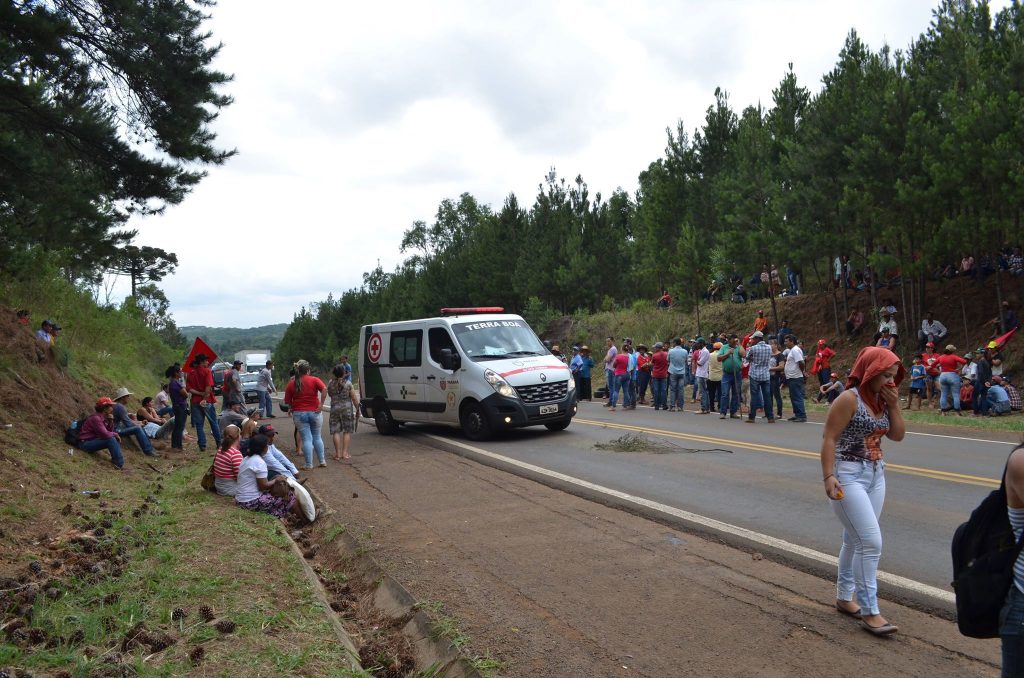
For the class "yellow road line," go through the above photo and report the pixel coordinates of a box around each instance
[575,418,1000,489]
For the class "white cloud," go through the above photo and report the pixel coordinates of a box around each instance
[118,0,1008,327]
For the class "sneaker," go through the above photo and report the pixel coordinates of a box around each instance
[719,414,727,419]
[792,417,807,423]
[787,416,799,421]
[729,414,740,419]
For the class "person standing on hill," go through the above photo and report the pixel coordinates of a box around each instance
[754,309,768,334]
[812,340,836,400]
[257,360,276,418]
[820,347,906,637]
[187,353,222,452]
[784,335,807,422]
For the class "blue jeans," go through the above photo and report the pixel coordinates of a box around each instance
[156,405,174,417]
[1001,585,1024,676]
[191,403,222,451]
[116,423,154,455]
[80,437,124,468]
[787,377,806,419]
[651,377,667,410]
[293,410,325,466]
[171,404,188,449]
[609,374,633,408]
[696,377,709,412]
[636,371,651,403]
[770,376,784,417]
[605,369,615,399]
[938,372,961,411]
[832,459,886,616]
[668,373,686,409]
[748,378,773,421]
[258,390,274,417]
[720,372,741,415]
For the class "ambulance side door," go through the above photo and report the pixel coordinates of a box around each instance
[425,326,461,423]
[385,329,425,420]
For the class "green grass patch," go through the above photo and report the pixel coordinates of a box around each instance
[806,401,1024,434]
[0,463,362,676]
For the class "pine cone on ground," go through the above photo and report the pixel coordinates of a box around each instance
[198,605,214,622]
[171,607,186,622]
[189,646,205,665]
[214,619,236,634]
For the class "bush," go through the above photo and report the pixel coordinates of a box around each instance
[521,296,560,333]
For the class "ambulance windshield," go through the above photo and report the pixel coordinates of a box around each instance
[451,319,548,361]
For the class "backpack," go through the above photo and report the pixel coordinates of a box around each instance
[64,415,87,447]
[951,450,1024,638]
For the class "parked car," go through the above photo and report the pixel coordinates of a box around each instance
[240,371,260,404]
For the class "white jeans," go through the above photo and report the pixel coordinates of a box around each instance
[831,459,886,615]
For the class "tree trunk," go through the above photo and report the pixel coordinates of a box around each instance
[810,259,825,292]
[995,267,1005,334]
[694,291,702,338]
[959,274,970,347]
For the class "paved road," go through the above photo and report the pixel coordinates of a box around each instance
[390,400,1019,597]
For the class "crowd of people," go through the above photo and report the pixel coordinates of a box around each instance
[565,301,1020,421]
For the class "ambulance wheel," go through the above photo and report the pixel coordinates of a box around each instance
[374,405,399,435]
[544,418,571,432]
[460,402,491,442]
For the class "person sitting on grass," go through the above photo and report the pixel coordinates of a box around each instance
[960,380,974,408]
[819,373,845,405]
[1004,375,1023,412]
[111,387,159,457]
[219,400,247,432]
[988,376,1012,416]
[213,425,243,497]
[136,397,174,439]
[258,424,300,480]
[78,397,125,469]
[234,434,303,520]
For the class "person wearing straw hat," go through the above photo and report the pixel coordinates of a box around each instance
[110,387,158,457]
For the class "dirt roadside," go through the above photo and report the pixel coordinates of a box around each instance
[276,423,1002,678]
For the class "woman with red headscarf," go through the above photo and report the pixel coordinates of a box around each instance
[819,347,906,637]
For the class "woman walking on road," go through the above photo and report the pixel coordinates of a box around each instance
[328,363,360,461]
[820,346,906,636]
[284,359,328,469]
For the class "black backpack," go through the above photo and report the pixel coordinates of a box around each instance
[951,449,1024,638]
[64,415,88,447]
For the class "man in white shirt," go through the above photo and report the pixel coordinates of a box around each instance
[918,312,949,351]
[874,310,899,348]
[783,335,807,422]
[693,338,711,414]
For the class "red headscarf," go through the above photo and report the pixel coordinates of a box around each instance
[846,346,906,416]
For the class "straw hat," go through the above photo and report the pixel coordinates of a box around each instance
[112,387,133,401]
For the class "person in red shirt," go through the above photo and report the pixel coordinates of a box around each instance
[186,353,222,451]
[635,345,652,405]
[284,359,328,468]
[936,344,969,415]
[922,342,941,407]
[650,342,670,410]
[812,339,836,400]
[608,349,632,411]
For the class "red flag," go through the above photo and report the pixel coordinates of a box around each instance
[182,337,218,373]
[992,327,1017,351]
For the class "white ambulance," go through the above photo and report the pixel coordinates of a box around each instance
[358,308,577,440]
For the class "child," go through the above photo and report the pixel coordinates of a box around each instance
[960,380,974,407]
[905,355,926,410]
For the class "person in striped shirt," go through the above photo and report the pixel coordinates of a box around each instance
[213,425,243,497]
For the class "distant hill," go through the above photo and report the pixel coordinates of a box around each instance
[180,323,288,358]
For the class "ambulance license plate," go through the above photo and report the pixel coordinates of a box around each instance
[539,404,558,415]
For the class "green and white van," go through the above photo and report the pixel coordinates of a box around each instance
[358,308,577,440]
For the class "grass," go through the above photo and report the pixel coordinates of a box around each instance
[416,599,471,651]
[594,432,657,453]
[0,463,364,676]
[805,400,1024,434]
[324,522,348,542]
[470,653,508,677]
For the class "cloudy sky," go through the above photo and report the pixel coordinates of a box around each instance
[118,0,998,329]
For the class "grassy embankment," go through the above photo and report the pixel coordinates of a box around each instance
[0,273,366,676]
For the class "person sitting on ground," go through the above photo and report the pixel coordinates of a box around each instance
[731,283,747,304]
[258,424,300,480]
[1009,247,1024,276]
[136,397,173,439]
[35,319,53,345]
[875,328,895,351]
[235,434,302,519]
[918,312,949,351]
[657,289,672,309]
[110,387,158,457]
[776,318,794,345]
[219,400,247,432]
[154,383,173,418]
[16,309,30,326]
[846,308,866,337]
[1004,375,1022,412]
[960,379,974,407]
[873,310,898,347]
[988,300,1020,338]
[819,373,845,405]
[240,410,261,440]
[754,309,768,334]
[988,376,1012,416]
[213,425,243,496]
[78,397,125,469]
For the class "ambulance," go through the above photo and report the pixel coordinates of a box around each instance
[358,308,577,440]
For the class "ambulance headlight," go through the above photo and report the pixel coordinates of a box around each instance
[484,369,518,398]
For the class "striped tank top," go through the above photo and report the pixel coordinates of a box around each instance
[835,388,890,463]
[1010,506,1024,593]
